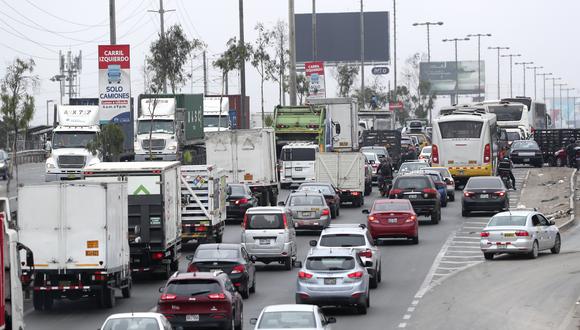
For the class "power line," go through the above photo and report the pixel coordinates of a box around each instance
[23,0,110,27]
[0,40,58,61]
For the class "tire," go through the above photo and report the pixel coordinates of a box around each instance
[442,199,447,208]
[234,306,243,330]
[33,292,45,311]
[241,282,250,299]
[449,193,455,202]
[483,253,494,260]
[170,259,179,272]
[529,241,539,259]
[103,287,116,308]
[225,314,235,330]
[284,256,292,271]
[430,210,440,224]
[369,273,378,289]
[462,208,470,217]
[162,263,172,280]
[364,183,372,196]
[411,236,419,245]
[122,280,132,298]
[215,232,223,243]
[357,295,368,315]
[336,207,340,217]
[551,234,561,254]
[249,274,256,293]
[377,265,382,283]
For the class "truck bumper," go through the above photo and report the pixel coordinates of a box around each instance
[45,171,83,182]
[134,153,177,161]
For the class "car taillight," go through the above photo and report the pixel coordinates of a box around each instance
[195,225,207,232]
[371,163,378,169]
[484,143,491,163]
[208,293,226,300]
[368,215,379,223]
[187,264,199,272]
[515,231,529,237]
[480,231,490,237]
[432,144,439,164]
[464,191,475,197]
[298,271,313,279]
[351,191,361,196]
[160,293,176,301]
[152,252,164,260]
[347,271,364,279]
[242,214,248,228]
[494,191,506,197]
[231,264,245,274]
[282,214,289,229]
[358,249,372,258]
[322,209,330,216]
[389,189,402,197]
[405,215,417,223]
[235,198,249,205]
[422,188,437,198]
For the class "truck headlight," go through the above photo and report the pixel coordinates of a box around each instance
[167,145,177,150]
[134,142,141,151]
[46,161,56,169]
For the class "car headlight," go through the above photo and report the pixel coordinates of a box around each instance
[0,162,5,168]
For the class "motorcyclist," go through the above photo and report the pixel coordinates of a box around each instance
[376,157,393,195]
[566,139,576,168]
[497,157,516,190]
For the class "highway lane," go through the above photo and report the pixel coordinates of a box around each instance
[0,163,45,198]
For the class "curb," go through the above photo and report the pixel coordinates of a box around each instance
[557,169,577,231]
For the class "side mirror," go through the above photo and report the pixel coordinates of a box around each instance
[26,251,34,268]
[364,261,373,268]
[158,287,164,293]
[186,255,194,261]
[134,225,141,236]
[277,201,285,206]
[250,318,258,325]
[335,123,341,135]
[362,209,370,214]
[309,240,317,247]
[549,220,556,226]
[327,317,337,324]
[250,255,258,262]
[293,260,302,268]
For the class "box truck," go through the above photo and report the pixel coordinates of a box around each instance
[315,152,366,207]
[307,97,359,151]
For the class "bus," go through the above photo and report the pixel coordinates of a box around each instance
[502,97,548,131]
[431,107,499,185]
[480,100,530,137]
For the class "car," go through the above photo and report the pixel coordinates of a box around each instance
[186,243,257,299]
[509,140,543,167]
[407,133,430,149]
[400,137,418,164]
[360,146,389,160]
[504,128,525,147]
[416,169,448,207]
[226,184,258,221]
[480,210,561,260]
[241,207,297,270]
[310,224,382,288]
[250,304,336,330]
[282,191,331,232]
[418,146,432,163]
[363,199,418,244]
[0,150,11,180]
[396,161,430,177]
[462,176,509,216]
[363,152,381,185]
[388,174,441,224]
[100,312,172,330]
[427,167,456,201]
[295,247,371,315]
[296,182,341,218]
[157,271,243,330]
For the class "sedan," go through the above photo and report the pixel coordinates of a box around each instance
[396,161,430,177]
[100,312,171,330]
[418,146,432,163]
[363,152,381,185]
[363,199,418,244]
[226,183,258,222]
[283,191,331,231]
[462,176,509,217]
[297,182,341,218]
[250,304,336,330]
[509,140,543,167]
[480,210,561,260]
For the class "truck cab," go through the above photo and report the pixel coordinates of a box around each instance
[203,96,230,133]
[134,97,179,161]
[279,143,318,189]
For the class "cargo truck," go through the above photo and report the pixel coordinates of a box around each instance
[315,152,366,207]
[307,97,359,151]
[180,165,227,245]
[18,181,131,310]
[206,94,250,129]
[83,162,182,278]
[203,96,231,133]
[273,105,329,152]
[205,129,279,206]
[135,94,205,163]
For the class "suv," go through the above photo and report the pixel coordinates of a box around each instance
[282,191,331,232]
[157,271,243,330]
[295,248,371,314]
[389,175,441,224]
[425,167,455,201]
[241,207,297,270]
[310,224,382,288]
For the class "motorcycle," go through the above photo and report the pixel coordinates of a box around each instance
[378,177,392,197]
[498,170,513,190]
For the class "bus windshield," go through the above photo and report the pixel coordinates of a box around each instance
[486,105,524,121]
[438,121,483,139]
[281,148,316,161]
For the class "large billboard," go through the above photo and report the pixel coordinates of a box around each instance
[98,44,131,124]
[419,61,485,95]
[296,12,390,64]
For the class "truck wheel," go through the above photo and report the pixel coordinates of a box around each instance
[103,287,116,308]
[170,259,179,272]
[33,292,45,311]
[43,294,53,310]
[122,281,132,298]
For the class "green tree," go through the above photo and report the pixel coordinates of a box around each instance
[335,64,359,97]
[263,114,274,127]
[87,124,125,162]
[296,73,309,104]
[0,58,37,189]
[250,23,276,127]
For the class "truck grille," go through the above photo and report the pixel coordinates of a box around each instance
[57,155,86,168]
[141,139,165,150]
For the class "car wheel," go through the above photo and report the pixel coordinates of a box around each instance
[249,274,256,293]
[377,265,382,283]
[284,256,292,270]
[529,240,539,259]
[430,210,440,224]
[449,193,455,202]
[369,273,378,289]
[551,234,561,254]
[442,200,447,208]
[411,236,419,245]
[483,253,494,260]
[357,295,368,315]
[241,282,250,299]
[234,306,243,330]
[225,314,235,330]
[462,208,470,217]
[336,207,340,217]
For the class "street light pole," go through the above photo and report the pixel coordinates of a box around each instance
[467,33,492,100]
[412,21,444,62]
[46,100,55,126]
[442,37,470,105]
[500,54,520,98]
[488,46,509,99]
[514,61,533,96]
[563,87,575,128]
[526,66,543,99]
[536,72,552,101]
[547,77,562,126]
[556,83,567,128]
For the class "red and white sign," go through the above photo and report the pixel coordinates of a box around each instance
[305,61,326,98]
[98,44,131,123]
[389,101,404,111]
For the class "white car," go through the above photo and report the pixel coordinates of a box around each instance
[100,313,172,330]
[418,146,432,162]
[250,304,336,329]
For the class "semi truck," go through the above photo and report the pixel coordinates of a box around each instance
[180,165,227,245]
[135,94,205,164]
[205,129,279,206]
[83,162,182,279]
[18,181,131,310]
[307,97,359,151]
[206,94,250,129]
[273,105,329,152]
[45,105,101,181]
[315,152,366,207]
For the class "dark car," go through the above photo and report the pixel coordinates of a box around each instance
[509,140,543,167]
[462,176,509,217]
[0,150,11,180]
[296,182,341,218]
[187,244,256,299]
[226,184,258,222]
[388,175,441,224]
[157,271,243,330]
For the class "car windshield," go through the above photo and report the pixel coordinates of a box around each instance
[165,280,222,296]
[52,132,96,149]
[373,202,412,212]
[246,214,285,229]
[299,185,333,195]
[289,195,324,206]
[229,185,246,197]
[421,147,432,154]
[487,105,524,121]
[137,120,174,134]
[438,121,483,139]
[394,177,430,189]
[399,163,429,173]
[194,249,239,260]
[306,256,355,271]
[466,178,503,189]
[506,132,521,141]
[364,153,378,163]
[488,215,527,227]
[102,317,160,330]
[511,141,539,150]
[258,311,316,329]
[320,234,366,247]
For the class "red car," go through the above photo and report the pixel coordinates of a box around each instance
[362,199,419,244]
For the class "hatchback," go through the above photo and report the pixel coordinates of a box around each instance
[297,182,341,218]
[363,199,418,244]
[226,184,258,221]
[281,192,331,232]
[462,176,509,216]
[389,175,441,224]
[250,304,336,330]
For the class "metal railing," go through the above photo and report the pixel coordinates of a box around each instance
[13,150,46,165]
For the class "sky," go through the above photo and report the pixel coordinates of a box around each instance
[0,0,578,127]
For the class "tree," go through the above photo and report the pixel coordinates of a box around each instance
[263,114,274,127]
[400,53,436,122]
[296,73,309,104]
[335,64,359,97]
[87,124,125,162]
[0,58,37,190]
[352,78,389,108]
[271,20,289,105]
[250,23,276,127]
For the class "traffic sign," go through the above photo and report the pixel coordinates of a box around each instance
[371,67,390,75]
[388,101,404,111]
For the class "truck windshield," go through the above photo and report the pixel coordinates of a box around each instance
[137,120,174,134]
[52,132,96,149]
[487,105,524,121]
[281,148,316,161]
[204,116,229,128]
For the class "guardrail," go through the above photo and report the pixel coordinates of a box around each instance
[13,150,46,165]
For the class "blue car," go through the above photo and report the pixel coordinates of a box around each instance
[418,170,448,207]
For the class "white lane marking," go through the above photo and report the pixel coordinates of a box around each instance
[407,307,415,312]
[464,221,489,224]
[442,255,483,259]
[411,300,419,306]
[398,323,407,328]
[462,226,485,229]
[448,246,480,249]
[414,231,455,299]
[403,314,411,320]
[445,250,482,254]
[437,266,464,270]
[438,260,480,264]
[453,236,480,240]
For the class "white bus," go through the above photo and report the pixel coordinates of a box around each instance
[279,142,319,188]
[480,100,530,137]
[431,108,499,184]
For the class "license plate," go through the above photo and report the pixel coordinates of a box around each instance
[520,152,535,156]
[259,239,271,245]
[523,158,530,162]
[67,174,76,179]
[302,212,313,218]
[497,243,506,248]
[503,233,514,237]
[479,194,489,199]
[407,194,418,199]
[210,269,221,273]
[295,167,302,171]
[388,218,398,223]
[186,314,199,322]
[324,278,336,285]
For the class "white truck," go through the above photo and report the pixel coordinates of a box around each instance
[205,129,279,206]
[83,162,181,278]
[135,97,179,161]
[307,97,359,151]
[45,105,101,181]
[315,152,366,207]
[203,96,230,133]
[180,165,227,245]
[279,142,319,188]
[18,181,131,310]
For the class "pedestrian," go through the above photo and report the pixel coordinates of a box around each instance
[566,139,576,168]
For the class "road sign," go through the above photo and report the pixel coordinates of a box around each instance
[389,101,403,111]
[371,66,390,75]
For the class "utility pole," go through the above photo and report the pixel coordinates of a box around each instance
[288,0,297,106]
[46,100,54,126]
[239,0,247,123]
[109,0,116,44]
[514,61,533,96]
[526,66,543,99]
[563,87,575,128]
[312,0,317,61]
[148,0,175,93]
[547,77,561,126]
[537,72,552,101]
[442,37,470,105]
[556,83,567,128]
[467,33,491,100]
[412,21,444,62]
[488,46,509,99]
[202,51,208,95]
[393,0,397,103]
[360,0,365,107]
[500,53,520,98]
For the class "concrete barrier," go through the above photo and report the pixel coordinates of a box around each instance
[13,150,46,165]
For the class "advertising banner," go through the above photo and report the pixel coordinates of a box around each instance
[305,61,326,98]
[98,44,131,124]
[419,61,485,95]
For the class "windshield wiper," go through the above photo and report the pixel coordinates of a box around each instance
[190,290,211,296]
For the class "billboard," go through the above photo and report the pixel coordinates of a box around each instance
[419,61,485,95]
[305,61,326,98]
[296,12,390,64]
[98,44,131,124]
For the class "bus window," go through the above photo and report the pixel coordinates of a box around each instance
[486,105,524,121]
[438,121,483,139]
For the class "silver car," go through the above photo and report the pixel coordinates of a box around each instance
[250,304,336,329]
[241,207,297,270]
[480,210,561,260]
[295,247,371,314]
[282,192,331,231]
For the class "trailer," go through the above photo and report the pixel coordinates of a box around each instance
[83,162,182,278]
[18,181,131,310]
[315,152,366,207]
[307,97,359,151]
[180,165,227,245]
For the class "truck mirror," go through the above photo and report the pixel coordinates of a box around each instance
[227,186,232,196]
[26,251,34,268]
[134,225,141,236]
[335,123,341,135]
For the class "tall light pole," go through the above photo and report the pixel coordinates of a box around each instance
[526,66,543,100]
[547,77,562,126]
[442,37,470,105]
[393,0,398,104]
[360,0,365,107]
[500,53,520,97]
[556,83,567,128]
[46,100,55,126]
[488,46,509,99]
[288,0,297,105]
[467,33,492,100]
[536,72,552,101]
[514,61,533,96]
[412,21,444,62]
[563,87,575,128]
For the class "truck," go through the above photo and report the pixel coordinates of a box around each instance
[273,105,329,153]
[502,97,548,131]
[83,162,182,278]
[307,97,359,151]
[18,181,131,310]
[358,109,395,131]
[279,142,319,188]
[203,96,231,133]
[315,152,366,207]
[135,94,205,164]
[206,94,250,129]
[205,129,279,206]
[360,130,402,166]
[180,165,227,245]
[45,105,101,181]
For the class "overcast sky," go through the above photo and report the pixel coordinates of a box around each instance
[1,0,578,126]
